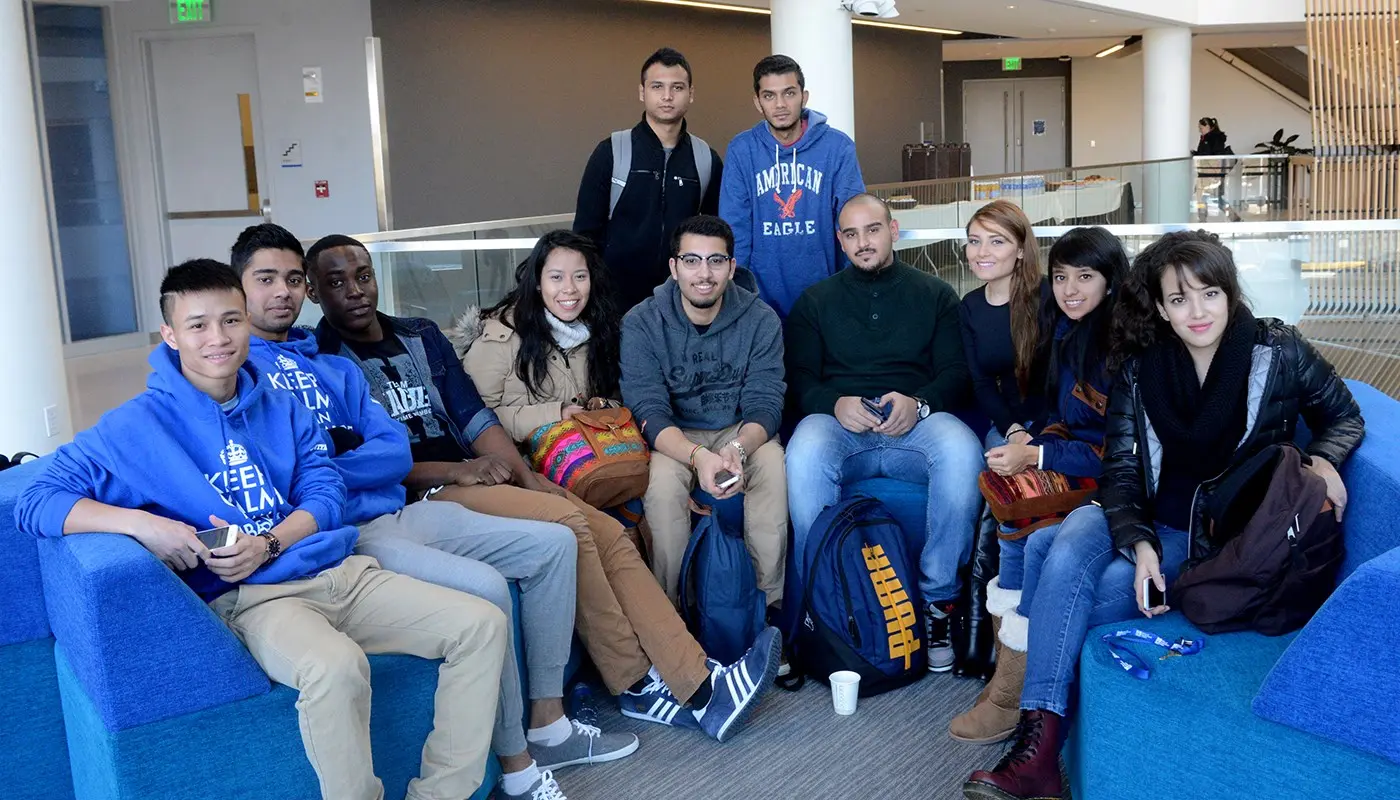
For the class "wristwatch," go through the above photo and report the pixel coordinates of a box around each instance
[258,532,283,561]
[727,440,748,463]
[914,397,931,420]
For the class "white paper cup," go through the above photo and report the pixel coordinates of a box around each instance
[829,670,861,715]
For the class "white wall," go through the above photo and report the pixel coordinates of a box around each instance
[1071,50,1312,167]
[108,0,378,331]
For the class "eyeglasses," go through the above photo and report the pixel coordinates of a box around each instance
[677,253,732,269]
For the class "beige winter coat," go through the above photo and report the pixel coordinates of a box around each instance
[460,313,592,444]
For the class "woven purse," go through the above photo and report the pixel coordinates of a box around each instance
[528,407,649,508]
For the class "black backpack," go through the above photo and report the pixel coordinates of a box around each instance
[0,452,38,472]
[1173,443,1344,635]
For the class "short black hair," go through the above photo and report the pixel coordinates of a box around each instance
[159,258,245,324]
[641,47,692,86]
[753,54,804,95]
[840,193,893,224]
[671,215,734,258]
[305,234,369,279]
[230,223,305,275]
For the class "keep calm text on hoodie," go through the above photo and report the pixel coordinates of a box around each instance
[719,108,866,318]
[247,328,412,526]
[15,345,356,602]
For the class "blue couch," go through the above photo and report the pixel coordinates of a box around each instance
[1,456,506,800]
[1066,381,1400,799]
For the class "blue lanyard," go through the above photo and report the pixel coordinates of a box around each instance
[1101,628,1204,680]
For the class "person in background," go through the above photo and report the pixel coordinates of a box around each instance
[719,54,865,319]
[1192,117,1231,155]
[962,231,1363,800]
[460,228,783,740]
[949,226,1125,746]
[574,47,723,312]
[16,260,509,800]
[959,199,1048,453]
[784,193,981,673]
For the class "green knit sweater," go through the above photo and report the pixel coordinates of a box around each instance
[785,261,969,416]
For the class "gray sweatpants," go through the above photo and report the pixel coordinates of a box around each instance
[356,500,577,757]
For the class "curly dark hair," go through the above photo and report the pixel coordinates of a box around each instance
[1037,226,1128,396]
[1108,230,1247,372]
[484,230,622,401]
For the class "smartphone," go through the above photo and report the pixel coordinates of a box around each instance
[715,470,741,491]
[1141,577,1166,609]
[196,524,240,553]
[862,397,891,421]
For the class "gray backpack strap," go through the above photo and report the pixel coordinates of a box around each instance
[608,130,631,219]
[690,133,712,202]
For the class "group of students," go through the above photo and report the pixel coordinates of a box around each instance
[15,43,1368,800]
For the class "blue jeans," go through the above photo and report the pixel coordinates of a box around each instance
[1019,505,1190,715]
[786,412,983,603]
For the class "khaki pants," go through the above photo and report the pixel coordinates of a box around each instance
[211,556,506,800]
[645,424,788,606]
[434,484,713,702]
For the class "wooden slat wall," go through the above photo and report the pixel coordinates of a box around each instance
[1307,0,1400,219]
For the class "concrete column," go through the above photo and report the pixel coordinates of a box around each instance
[0,1,73,452]
[771,0,856,140]
[1142,26,1193,223]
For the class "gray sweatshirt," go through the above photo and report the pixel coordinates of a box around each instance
[621,278,785,446]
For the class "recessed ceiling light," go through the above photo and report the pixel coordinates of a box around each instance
[1090,18,1098,22]
[1095,42,1125,57]
[1048,28,1057,32]
[625,0,962,33]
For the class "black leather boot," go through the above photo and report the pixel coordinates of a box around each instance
[956,506,1002,679]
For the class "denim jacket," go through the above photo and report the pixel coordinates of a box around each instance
[316,313,501,457]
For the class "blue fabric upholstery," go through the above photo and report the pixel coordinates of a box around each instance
[1253,545,1400,765]
[0,459,52,645]
[0,638,74,800]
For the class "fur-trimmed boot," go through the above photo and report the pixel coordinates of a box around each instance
[950,577,1027,745]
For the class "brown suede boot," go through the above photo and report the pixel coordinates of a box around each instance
[950,640,1025,744]
[963,710,1065,800]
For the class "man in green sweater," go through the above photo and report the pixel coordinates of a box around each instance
[784,193,983,672]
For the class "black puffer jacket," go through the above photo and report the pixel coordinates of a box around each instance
[1100,318,1365,557]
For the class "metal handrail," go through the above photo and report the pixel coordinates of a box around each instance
[353,213,573,243]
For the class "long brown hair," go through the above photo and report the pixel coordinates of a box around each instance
[967,199,1043,396]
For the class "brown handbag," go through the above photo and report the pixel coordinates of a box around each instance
[527,406,650,509]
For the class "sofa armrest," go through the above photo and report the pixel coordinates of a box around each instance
[0,459,52,645]
[1253,545,1400,764]
[38,532,269,732]
[1336,381,1400,577]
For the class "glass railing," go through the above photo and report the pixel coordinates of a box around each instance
[1190,154,1302,222]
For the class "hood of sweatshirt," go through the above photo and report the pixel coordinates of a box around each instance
[646,275,760,337]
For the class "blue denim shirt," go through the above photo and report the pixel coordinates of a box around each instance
[316,313,501,457]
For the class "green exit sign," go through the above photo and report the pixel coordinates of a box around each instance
[170,0,212,24]
[1002,57,1023,71]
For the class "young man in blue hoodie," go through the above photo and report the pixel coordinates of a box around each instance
[231,224,636,800]
[719,54,866,319]
[16,260,508,800]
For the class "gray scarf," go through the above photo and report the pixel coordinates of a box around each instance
[546,312,590,351]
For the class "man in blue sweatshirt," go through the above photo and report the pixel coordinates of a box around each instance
[15,260,507,800]
[231,223,636,800]
[719,54,866,319]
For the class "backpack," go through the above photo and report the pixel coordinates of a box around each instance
[677,495,766,665]
[1173,443,1344,636]
[608,130,713,218]
[779,496,927,696]
[0,452,38,471]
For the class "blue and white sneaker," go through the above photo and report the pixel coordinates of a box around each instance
[692,626,781,742]
[618,669,701,730]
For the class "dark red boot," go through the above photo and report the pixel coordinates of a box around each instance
[962,710,1065,800]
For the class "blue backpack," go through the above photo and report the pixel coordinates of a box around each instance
[780,495,926,696]
[678,494,766,665]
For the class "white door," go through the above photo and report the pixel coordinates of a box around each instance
[963,77,1066,175]
[147,34,266,265]
[1016,78,1066,173]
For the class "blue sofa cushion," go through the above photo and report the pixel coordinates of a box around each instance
[1253,545,1400,764]
[0,638,74,800]
[0,459,52,645]
[1067,613,1400,799]
[1333,381,1400,578]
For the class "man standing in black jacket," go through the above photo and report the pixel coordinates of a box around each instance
[574,47,723,312]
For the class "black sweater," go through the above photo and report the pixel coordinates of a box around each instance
[958,284,1045,436]
[786,261,968,416]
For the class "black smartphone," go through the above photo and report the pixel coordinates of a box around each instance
[862,397,891,421]
[1141,577,1166,609]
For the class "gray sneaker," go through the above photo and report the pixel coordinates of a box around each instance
[498,769,568,800]
[926,601,956,672]
[529,719,639,771]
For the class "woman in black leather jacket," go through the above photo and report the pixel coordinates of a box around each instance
[963,231,1364,800]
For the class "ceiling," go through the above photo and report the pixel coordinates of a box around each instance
[711,0,1176,38]
[942,29,1308,60]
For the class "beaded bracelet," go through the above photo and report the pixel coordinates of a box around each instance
[688,443,705,467]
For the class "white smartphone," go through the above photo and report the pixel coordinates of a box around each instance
[715,470,741,491]
[1141,577,1166,609]
[196,524,241,552]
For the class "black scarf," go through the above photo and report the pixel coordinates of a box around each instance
[1140,308,1256,483]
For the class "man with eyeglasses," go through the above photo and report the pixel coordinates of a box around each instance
[620,215,788,608]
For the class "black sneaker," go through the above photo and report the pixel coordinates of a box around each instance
[926,601,957,673]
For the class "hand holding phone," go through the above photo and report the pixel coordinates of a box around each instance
[196,524,240,554]
[861,397,891,422]
[1141,576,1166,610]
[715,469,741,491]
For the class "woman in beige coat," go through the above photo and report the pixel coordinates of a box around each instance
[458,230,780,742]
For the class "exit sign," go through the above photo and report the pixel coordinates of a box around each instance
[170,0,212,24]
[1002,57,1023,71]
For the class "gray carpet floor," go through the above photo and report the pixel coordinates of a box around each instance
[552,670,1011,800]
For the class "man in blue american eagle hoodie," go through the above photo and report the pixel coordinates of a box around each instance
[15,259,508,800]
[719,54,866,318]
[231,224,635,800]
